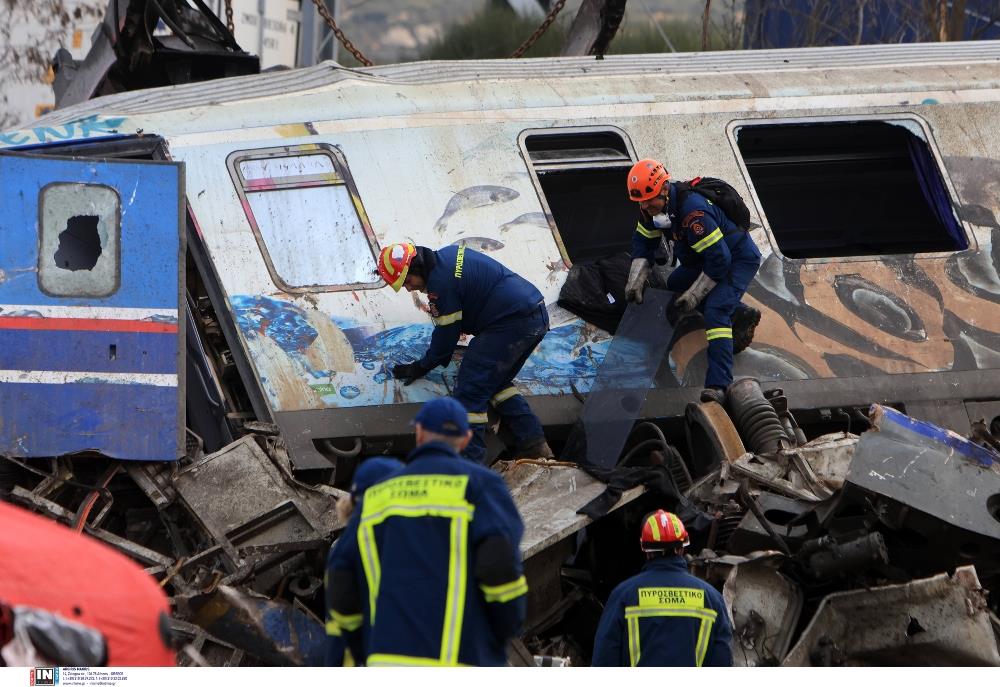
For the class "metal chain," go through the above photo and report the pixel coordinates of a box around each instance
[511,0,567,58]
[224,0,234,34]
[311,0,374,67]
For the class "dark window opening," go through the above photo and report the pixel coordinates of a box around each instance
[524,130,636,264]
[54,215,102,270]
[736,121,967,259]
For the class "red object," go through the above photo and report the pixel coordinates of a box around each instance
[377,242,417,292]
[0,501,175,666]
[640,510,690,551]
[627,158,670,201]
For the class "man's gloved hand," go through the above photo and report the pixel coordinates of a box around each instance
[625,258,651,304]
[392,361,428,386]
[676,273,717,313]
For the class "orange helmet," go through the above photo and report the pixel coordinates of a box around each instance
[627,159,669,202]
[378,243,417,292]
[640,510,689,552]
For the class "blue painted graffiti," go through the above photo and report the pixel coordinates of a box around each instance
[230,294,612,411]
[0,114,128,148]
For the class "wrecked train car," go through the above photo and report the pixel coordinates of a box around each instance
[2,41,1000,474]
[3,39,1000,668]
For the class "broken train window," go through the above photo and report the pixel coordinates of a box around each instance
[520,127,638,265]
[228,145,381,292]
[733,118,968,259]
[38,183,121,297]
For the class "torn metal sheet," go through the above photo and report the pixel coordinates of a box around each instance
[783,566,1000,666]
[560,289,677,469]
[847,405,1000,539]
[723,555,802,666]
[187,585,324,667]
[783,432,857,492]
[173,436,344,564]
[498,460,645,560]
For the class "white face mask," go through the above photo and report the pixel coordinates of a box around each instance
[652,212,672,230]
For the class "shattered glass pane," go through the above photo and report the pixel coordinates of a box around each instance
[246,184,378,288]
[39,183,120,297]
[560,287,678,469]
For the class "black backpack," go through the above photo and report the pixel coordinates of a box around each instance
[675,176,752,231]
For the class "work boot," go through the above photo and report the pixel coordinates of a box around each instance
[700,387,726,405]
[513,437,555,459]
[732,306,761,355]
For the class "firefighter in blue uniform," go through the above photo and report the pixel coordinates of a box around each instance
[327,397,528,667]
[324,456,403,666]
[624,159,762,405]
[592,510,733,667]
[378,242,553,464]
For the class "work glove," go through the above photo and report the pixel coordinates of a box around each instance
[625,258,651,304]
[392,361,428,386]
[676,273,717,313]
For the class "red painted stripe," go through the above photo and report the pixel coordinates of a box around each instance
[0,316,178,334]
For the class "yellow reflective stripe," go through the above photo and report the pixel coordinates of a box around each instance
[344,648,355,667]
[480,575,528,603]
[646,514,661,541]
[635,222,663,239]
[490,386,519,405]
[695,615,715,667]
[467,412,488,425]
[627,615,641,667]
[691,228,723,253]
[705,327,732,341]
[623,606,718,667]
[432,310,462,326]
[440,515,469,665]
[358,520,381,623]
[326,619,341,636]
[367,653,470,667]
[328,609,363,632]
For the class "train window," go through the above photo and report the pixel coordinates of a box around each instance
[520,128,638,264]
[38,182,121,297]
[228,145,381,292]
[735,120,968,259]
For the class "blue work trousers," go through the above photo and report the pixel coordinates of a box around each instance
[667,258,759,389]
[454,305,548,464]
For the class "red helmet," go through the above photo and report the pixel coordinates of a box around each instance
[378,242,417,292]
[627,159,670,202]
[640,510,689,551]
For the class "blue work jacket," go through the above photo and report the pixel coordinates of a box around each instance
[418,245,544,371]
[631,181,753,283]
[338,440,528,666]
[592,555,733,667]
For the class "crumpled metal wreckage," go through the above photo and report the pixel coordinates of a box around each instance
[3,372,1000,665]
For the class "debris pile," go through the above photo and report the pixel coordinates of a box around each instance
[2,378,999,666]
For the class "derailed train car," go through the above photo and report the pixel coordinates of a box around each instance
[2,41,999,474]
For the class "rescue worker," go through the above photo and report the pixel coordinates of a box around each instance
[624,159,762,405]
[592,510,733,667]
[324,456,404,666]
[378,242,552,464]
[327,397,528,667]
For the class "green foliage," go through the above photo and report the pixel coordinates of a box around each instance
[605,21,708,55]
[419,5,567,60]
